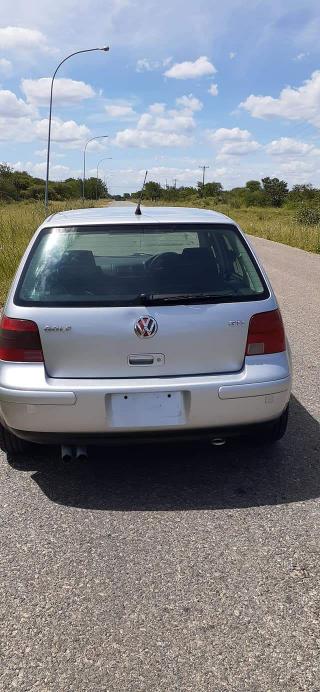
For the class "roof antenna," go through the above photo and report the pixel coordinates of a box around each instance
[135,170,148,215]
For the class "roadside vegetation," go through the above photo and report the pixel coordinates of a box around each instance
[0,163,109,202]
[133,178,320,255]
[0,165,319,304]
[0,199,107,304]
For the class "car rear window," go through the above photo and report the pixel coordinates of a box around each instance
[15,223,269,306]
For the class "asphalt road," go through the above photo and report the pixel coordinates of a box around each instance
[0,237,319,692]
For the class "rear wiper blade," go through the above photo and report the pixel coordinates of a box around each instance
[143,292,223,304]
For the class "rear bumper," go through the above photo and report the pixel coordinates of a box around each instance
[0,353,292,441]
[9,418,288,445]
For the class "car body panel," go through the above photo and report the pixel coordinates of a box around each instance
[0,206,292,442]
[7,300,276,379]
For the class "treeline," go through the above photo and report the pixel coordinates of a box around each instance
[2,162,320,217]
[0,163,109,202]
[125,178,320,211]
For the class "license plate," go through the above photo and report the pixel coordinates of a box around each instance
[109,391,185,428]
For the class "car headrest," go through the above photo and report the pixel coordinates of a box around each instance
[59,250,97,270]
[182,248,219,274]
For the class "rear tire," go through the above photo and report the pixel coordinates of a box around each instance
[257,405,289,445]
[0,423,33,455]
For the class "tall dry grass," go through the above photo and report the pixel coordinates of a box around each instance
[145,198,320,255]
[218,205,320,254]
[0,199,107,304]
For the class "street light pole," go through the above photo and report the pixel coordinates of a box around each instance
[96,157,112,199]
[44,46,109,211]
[82,136,109,202]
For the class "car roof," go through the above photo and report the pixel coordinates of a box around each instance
[43,205,235,227]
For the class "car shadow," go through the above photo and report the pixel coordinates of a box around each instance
[7,394,319,511]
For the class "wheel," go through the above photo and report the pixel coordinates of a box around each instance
[257,405,289,445]
[0,423,33,455]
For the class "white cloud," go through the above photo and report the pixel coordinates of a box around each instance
[9,160,72,180]
[21,78,95,106]
[113,94,203,149]
[113,129,192,148]
[136,58,158,72]
[114,165,201,187]
[35,148,47,157]
[0,58,12,77]
[34,117,91,144]
[240,70,320,127]
[279,160,316,180]
[114,97,195,148]
[104,103,137,119]
[137,103,197,132]
[34,148,65,159]
[208,127,252,143]
[0,116,34,142]
[0,26,50,52]
[33,162,71,178]
[164,56,216,79]
[148,103,166,115]
[176,94,203,111]
[136,57,172,72]
[265,137,317,157]
[219,141,261,156]
[0,89,35,117]
[208,127,260,157]
[208,83,218,96]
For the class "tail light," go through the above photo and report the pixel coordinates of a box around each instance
[0,315,43,362]
[246,309,285,356]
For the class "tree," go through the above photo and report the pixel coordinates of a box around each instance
[261,177,288,207]
[246,180,262,192]
[144,181,162,201]
[286,184,317,207]
[203,182,223,198]
[0,162,13,176]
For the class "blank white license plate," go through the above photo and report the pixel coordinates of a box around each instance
[109,391,185,428]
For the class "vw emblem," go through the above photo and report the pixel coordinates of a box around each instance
[134,316,158,338]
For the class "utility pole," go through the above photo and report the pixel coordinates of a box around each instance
[199,165,209,195]
[173,178,177,189]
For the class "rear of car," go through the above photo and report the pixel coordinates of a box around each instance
[0,207,291,451]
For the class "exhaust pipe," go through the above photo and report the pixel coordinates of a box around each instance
[211,437,226,447]
[75,446,88,461]
[60,445,88,461]
[61,445,73,462]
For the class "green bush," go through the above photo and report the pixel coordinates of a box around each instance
[295,207,320,226]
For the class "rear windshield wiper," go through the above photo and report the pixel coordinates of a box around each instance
[142,292,225,304]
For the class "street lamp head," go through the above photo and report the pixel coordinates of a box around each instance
[101,46,110,51]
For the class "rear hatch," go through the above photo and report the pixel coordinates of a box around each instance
[15,221,270,378]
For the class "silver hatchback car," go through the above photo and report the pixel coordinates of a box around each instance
[0,206,291,456]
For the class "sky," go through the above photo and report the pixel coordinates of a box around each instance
[1,0,320,194]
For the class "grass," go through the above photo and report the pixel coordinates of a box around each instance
[0,199,108,305]
[217,205,320,254]
[145,198,320,255]
[0,198,319,306]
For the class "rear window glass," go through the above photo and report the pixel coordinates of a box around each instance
[15,223,268,306]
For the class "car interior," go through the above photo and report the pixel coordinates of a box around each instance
[19,227,264,303]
